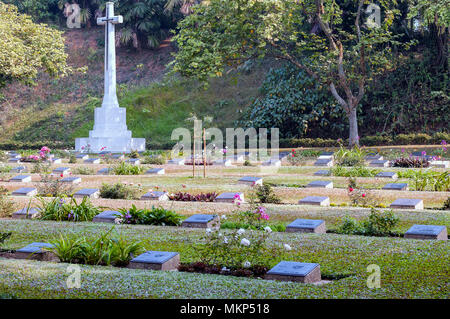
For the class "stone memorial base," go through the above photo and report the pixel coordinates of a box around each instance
[265,262,321,283]
[13,243,58,262]
[181,214,219,229]
[128,251,180,271]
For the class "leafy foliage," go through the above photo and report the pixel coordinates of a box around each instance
[99,182,142,200]
[112,162,144,175]
[392,157,430,168]
[117,205,182,226]
[334,145,368,167]
[168,192,218,202]
[38,196,100,222]
[336,208,399,237]
[0,186,15,218]
[0,3,70,88]
[255,183,281,204]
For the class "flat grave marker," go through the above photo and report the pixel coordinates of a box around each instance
[365,155,383,161]
[73,188,100,199]
[213,159,233,166]
[298,196,330,207]
[8,158,21,164]
[52,167,71,175]
[261,159,281,167]
[404,225,448,240]
[390,198,423,210]
[314,159,333,167]
[75,154,89,160]
[181,214,219,229]
[92,210,122,223]
[97,167,113,175]
[10,166,27,173]
[286,219,326,234]
[14,243,58,261]
[376,172,398,179]
[9,175,32,183]
[238,176,263,186]
[306,180,333,189]
[266,261,321,283]
[12,207,41,219]
[141,191,169,201]
[126,158,141,165]
[215,192,245,203]
[11,187,37,197]
[382,183,408,191]
[50,158,62,164]
[146,168,165,175]
[430,160,449,168]
[128,251,180,271]
[61,177,82,184]
[314,170,330,176]
[168,158,185,166]
[404,225,447,240]
[370,160,390,167]
[84,158,101,164]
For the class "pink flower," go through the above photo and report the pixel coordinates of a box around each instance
[60,174,63,178]
[362,193,366,198]
[40,146,50,153]
[421,151,427,156]
[349,187,354,192]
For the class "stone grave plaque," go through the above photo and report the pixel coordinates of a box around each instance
[10,166,27,173]
[128,251,180,271]
[404,225,447,240]
[298,196,330,207]
[14,243,58,261]
[306,180,333,188]
[314,170,330,176]
[141,191,169,201]
[84,158,101,164]
[8,153,21,159]
[376,172,398,179]
[213,159,233,166]
[262,159,281,167]
[365,155,383,161]
[92,210,122,223]
[111,154,125,160]
[73,188,100,199]
[215,192,245,203]
[369,160,389,167]
[317,155,333,160]
[75,154,89,160]
[390,198,423,210]
[61,177,82,184]
[181,214,219,229]
[266,261,321,283]
[430,160,449,168]
[233,155,245,162]
[286,219,326,234]
[8,158,21,163]
[382,183,408,191]
[314,159,333,167]
[50,158,62,164]
[320,151,334,156]
[168,158,185,165]
[126,158,141,165]
[146,168,165,175]
[238,176,263,186]
[411,152,432,160]
[52,167,71,175]
[97,167,113,175]
[12,207,41,219]
[11,187,37,197]
[9,175,32,183]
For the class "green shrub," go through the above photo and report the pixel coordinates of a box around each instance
[334,145,368,167]
[116,205,182,226]
[100,183,142,200]
[38,196,100,222]
[112,162,144,175]
[0,186,15,218]
[68,154,77,164]
[72,166,95,175]
[48,227,144,267]
[442,197,450,210]
[0,231,12,247]
[142,156,165,165]
[36,174,75,197]
[255,183,281,204]
[336,209,399,237]
[0,165,12,173]
[31,162,51,174]
[331,166,380,177]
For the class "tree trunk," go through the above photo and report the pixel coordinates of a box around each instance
[348,106,359,147]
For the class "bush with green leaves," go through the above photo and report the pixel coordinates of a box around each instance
[142,156,165,165]
[112,162,144,175]
[331,166,380,178]
[100,182,142,200]
[116,205,182,226]
[287,149,322,166]
[397,170,449,191]
[72,166,95,175]
[38,196,100,222]
[31,162,51,174]
[336,209,399,237]
[48,227,143,267]
[36,174,75,197]
[241,66,345,139]
[0,231,12,248]
[255,183,281,204]
[334,145,368,167]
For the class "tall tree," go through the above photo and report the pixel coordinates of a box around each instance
[0,3,70,88]
[172,0,410,146]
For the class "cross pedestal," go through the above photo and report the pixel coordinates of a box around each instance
[75,2,145,153]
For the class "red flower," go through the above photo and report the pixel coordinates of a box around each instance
[362,193,366,198]
[349,187,354,192]
[60,174,64,178]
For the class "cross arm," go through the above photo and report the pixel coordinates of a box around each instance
[97,15,123,25]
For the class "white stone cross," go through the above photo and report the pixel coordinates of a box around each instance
[97,2,123,108]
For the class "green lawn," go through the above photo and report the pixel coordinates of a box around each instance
[0,219,448,299]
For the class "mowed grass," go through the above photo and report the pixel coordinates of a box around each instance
[0,220,449,299]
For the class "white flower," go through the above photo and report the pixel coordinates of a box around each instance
[223,237,229,244]
[243,261,251,268]
[240,238,250,246]
[218,232,223,237]
[237,228,245,235]
[264,226,272,233]
[284,244,292,251]
[114,218,123,225]
[221,215,227,220]
[221,267,230,272]
[206,228,212,234]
